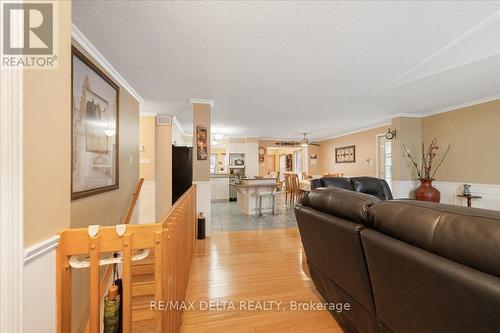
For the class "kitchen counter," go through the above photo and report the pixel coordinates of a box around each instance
[231,178,279,215]
[211,174,232,178]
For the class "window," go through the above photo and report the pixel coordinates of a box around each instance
[210,154,217,174]
[294,150,302,176]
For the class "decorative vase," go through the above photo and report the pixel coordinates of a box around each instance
[462,184,471,196]
[415,178,440,203]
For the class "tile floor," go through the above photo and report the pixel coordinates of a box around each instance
[210,199,298,233]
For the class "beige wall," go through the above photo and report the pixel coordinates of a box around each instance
[319,126,387,177]
[391,117,422,181]
[258,140,283,176]
[155,124,172,219]
[23,1,72,247]
[70,42,140,333]
[421,100,500,184]
[192,103,211,181]
[307,145,321,175]
[70,43,140,229]
[140,116,156,181]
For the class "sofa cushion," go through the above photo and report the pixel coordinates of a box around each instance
[321,177,354,190]
[351,176,393,200]
[369,200,500,277]
[307,187,380,225]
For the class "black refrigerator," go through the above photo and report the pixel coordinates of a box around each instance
[172,145,193,205]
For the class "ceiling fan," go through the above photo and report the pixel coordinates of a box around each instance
[275,133,320,147]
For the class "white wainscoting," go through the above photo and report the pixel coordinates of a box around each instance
[392,180,500,211]
[193,180,211,235]
[23,236,59,333]
[139,181,156,224]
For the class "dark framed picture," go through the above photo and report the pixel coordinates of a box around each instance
[196,125,208,160]
[71,46,119,200]
[335,145,356,163]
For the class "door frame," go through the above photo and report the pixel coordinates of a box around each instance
[375,133,391,182]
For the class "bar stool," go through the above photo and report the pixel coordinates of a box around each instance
[257,189,281,216]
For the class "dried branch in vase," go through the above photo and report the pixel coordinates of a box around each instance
[403,138,451,180]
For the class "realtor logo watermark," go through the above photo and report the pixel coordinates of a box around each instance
[1,1,58,68]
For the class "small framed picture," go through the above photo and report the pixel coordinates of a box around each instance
[335,145,356,163]
[196,125,208,160]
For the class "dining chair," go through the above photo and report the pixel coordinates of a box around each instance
[284,173,290,204]
[290,173,304,205]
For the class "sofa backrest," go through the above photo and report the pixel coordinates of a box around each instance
[310,176,393,200]
[368,200,500,277]
[351,176,393,200]
[361,200,500,333]
[296,188,381,332]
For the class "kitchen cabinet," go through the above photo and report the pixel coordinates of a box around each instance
[228,143,245,154]
[210,176,229,201]
[244,140,259,177]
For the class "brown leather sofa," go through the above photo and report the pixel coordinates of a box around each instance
[295,187,500,333]
[310,176,393,200]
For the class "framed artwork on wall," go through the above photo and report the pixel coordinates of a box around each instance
[335,145,356,163]
[196,125,208,160]
[71,46,119,200]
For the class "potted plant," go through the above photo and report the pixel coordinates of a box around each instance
[403,138,451,202]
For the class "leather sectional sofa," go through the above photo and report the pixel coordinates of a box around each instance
[295,187,500,333]
[310,176,393,200]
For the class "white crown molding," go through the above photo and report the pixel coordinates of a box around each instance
[24,235,60,265]
[0,48,24,332]
[321,122,391,142]
[390,94,500,119]
[72,24,144,104]
[172,116,191,137]
[418,94,500,118]
[189,98,215,108]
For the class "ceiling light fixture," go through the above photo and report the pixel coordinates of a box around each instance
[212,133,224,144]
[103,124,116,137]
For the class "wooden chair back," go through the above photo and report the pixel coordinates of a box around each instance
[323,172,344,177]
[290,174,300,194]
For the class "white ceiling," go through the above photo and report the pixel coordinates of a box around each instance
[72,1,500,140]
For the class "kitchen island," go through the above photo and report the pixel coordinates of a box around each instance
[231,177,279,215]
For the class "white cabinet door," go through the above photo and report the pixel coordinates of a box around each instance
[244,141,259,177]
[218,177,229,200]
[210,179,217,200]
[229,143,245,154]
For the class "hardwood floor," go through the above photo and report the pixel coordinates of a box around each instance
[182,228,342,333]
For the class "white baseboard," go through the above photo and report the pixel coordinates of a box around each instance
[193,180,211,235]
[392,180,500,211]
[139,181,156,223]
[23,237,59,333]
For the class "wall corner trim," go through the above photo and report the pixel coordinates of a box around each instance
[24,235,60,265]
[0,44,24,332]
[72,24,144,104]
[172,116,190,137]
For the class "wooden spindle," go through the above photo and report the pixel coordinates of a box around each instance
[122,233,133,333]
[154,231,163,332]
[89,236,100,333]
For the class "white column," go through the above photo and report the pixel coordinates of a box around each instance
[0,64,24,332]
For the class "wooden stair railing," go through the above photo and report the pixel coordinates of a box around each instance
[82,178,144,333]
[56,184,197,333]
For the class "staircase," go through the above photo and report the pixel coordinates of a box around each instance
[131,252,156,330]
[56,182,197,333]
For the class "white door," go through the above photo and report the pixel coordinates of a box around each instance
[377,135,392,185]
